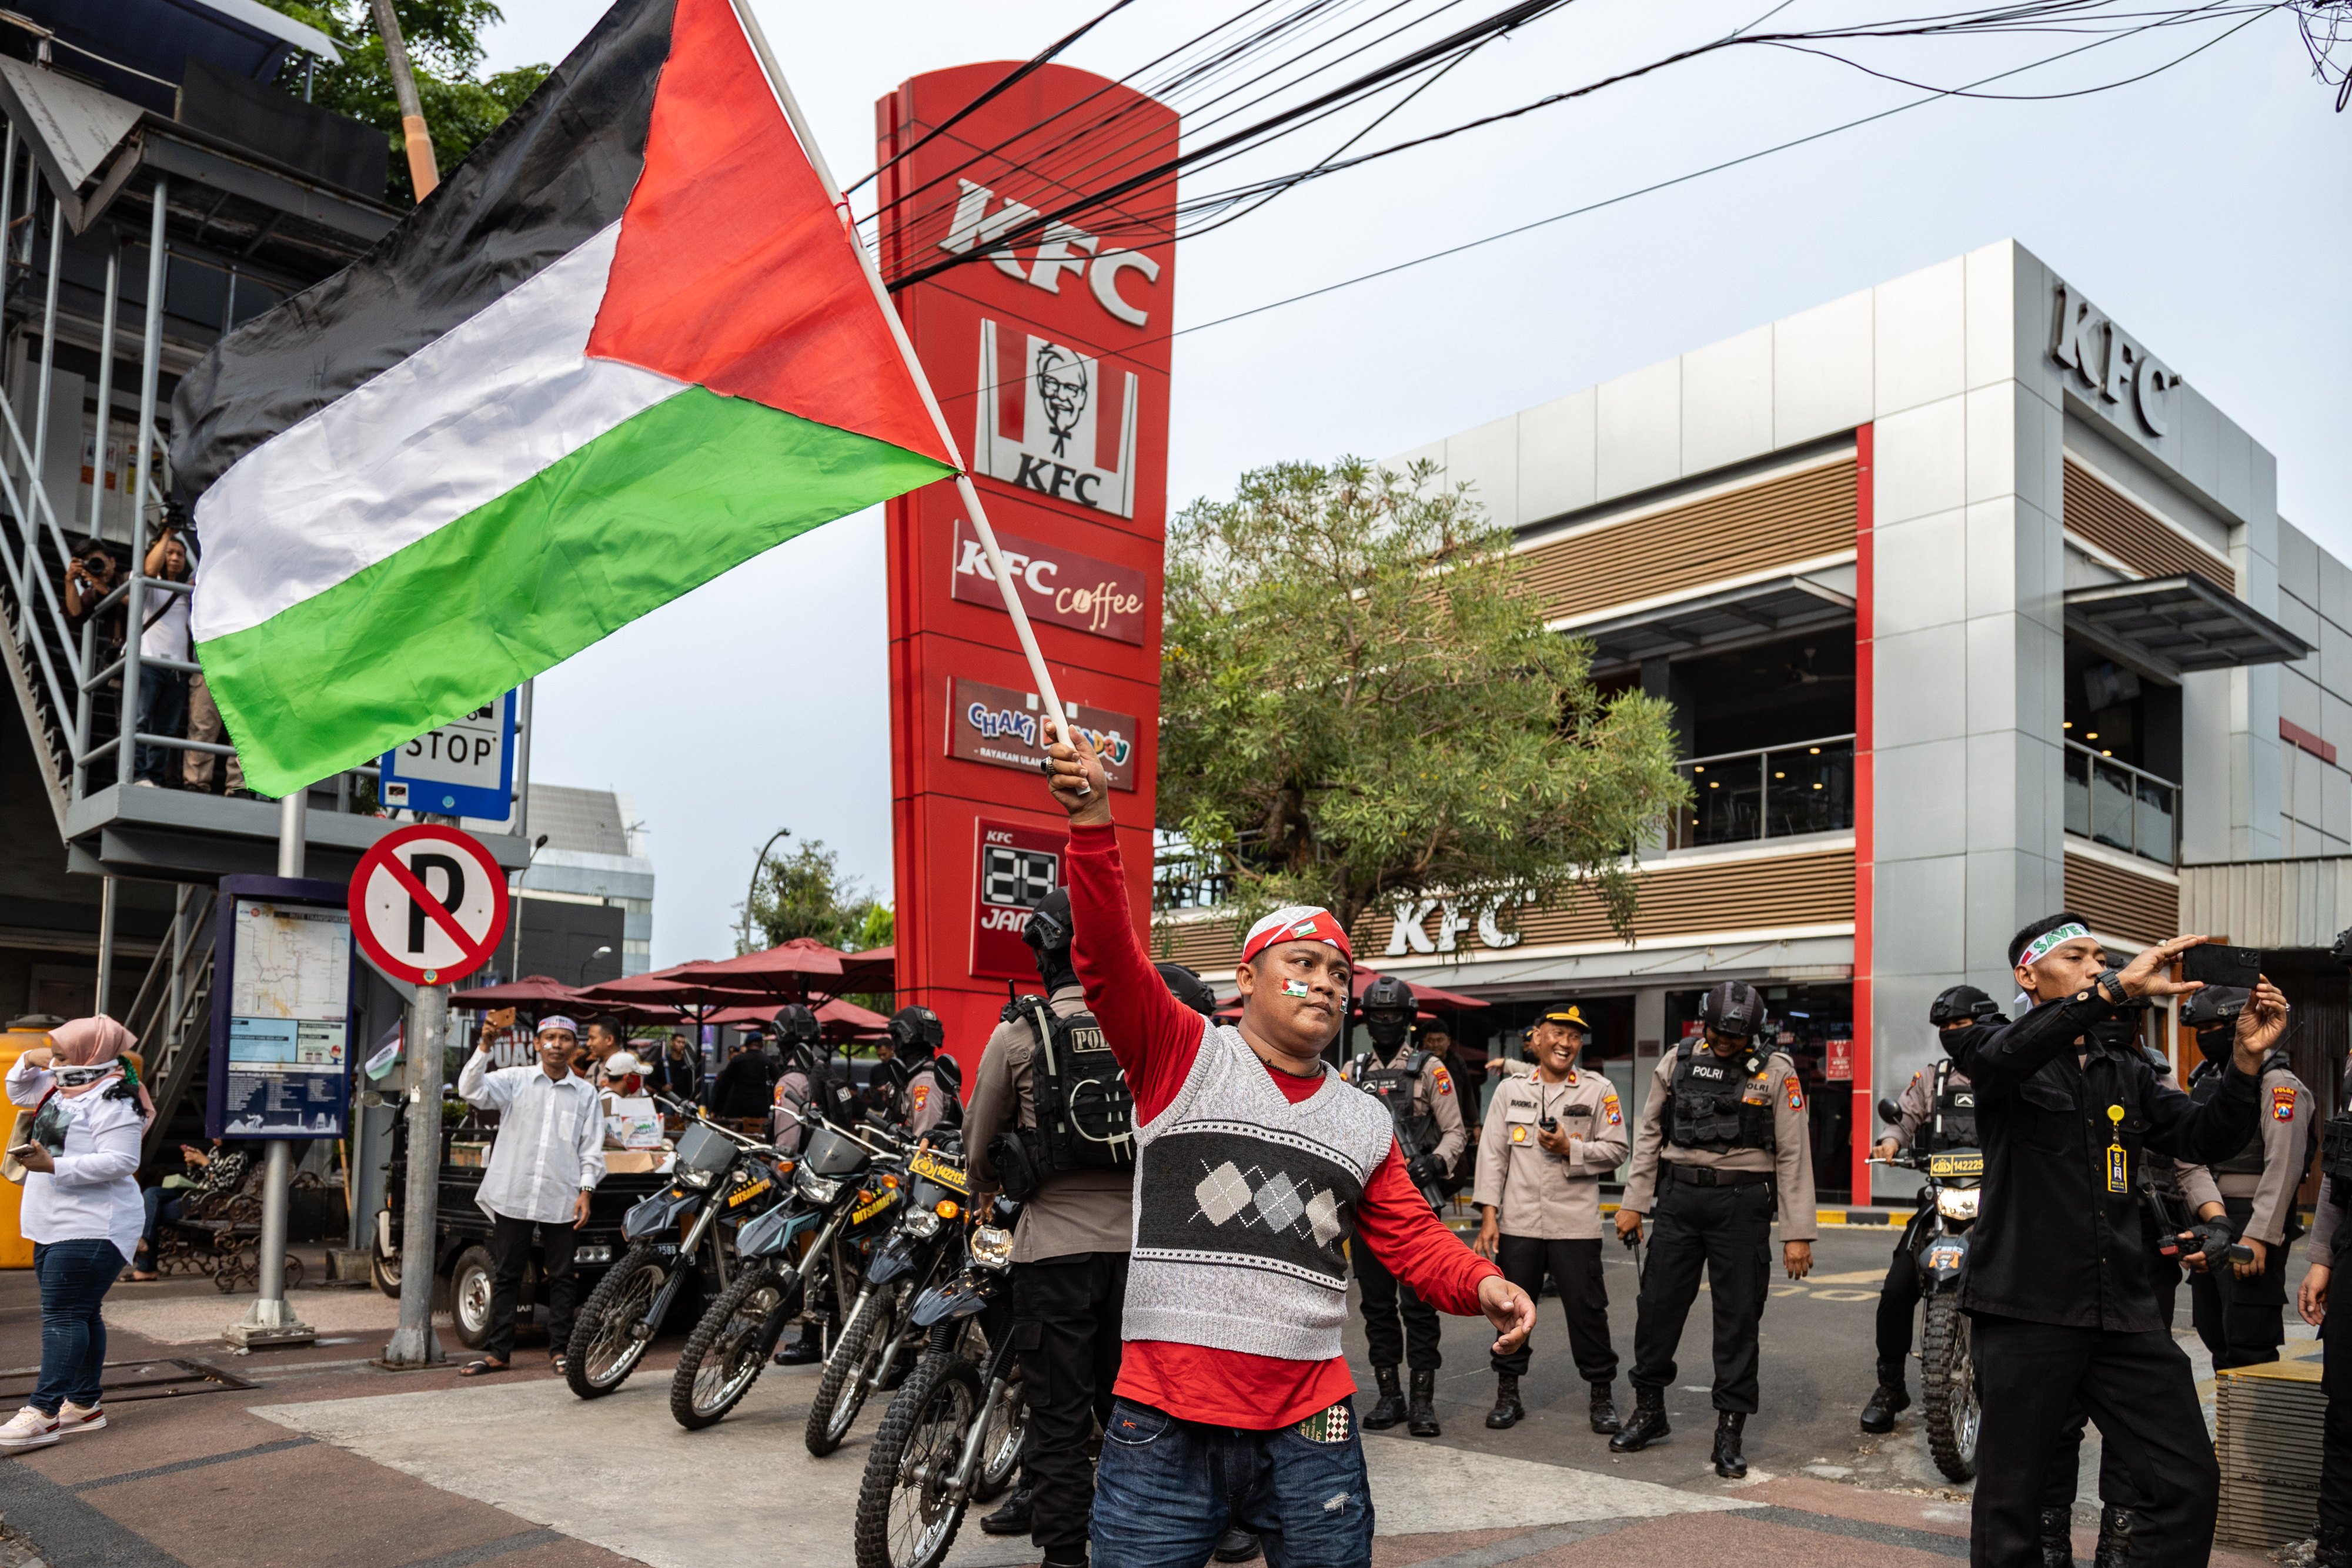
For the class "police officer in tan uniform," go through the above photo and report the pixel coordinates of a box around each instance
[1472,1002,1628,1433]
[1342,974,1466,1436]
[1612,979,1816,1477]
[2176,987,2317,1369]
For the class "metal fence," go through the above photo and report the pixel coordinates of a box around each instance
[1669,734,1857,850]
[2064,740,2179,867]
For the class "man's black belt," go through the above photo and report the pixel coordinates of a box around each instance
[1664,1163,1769,1188]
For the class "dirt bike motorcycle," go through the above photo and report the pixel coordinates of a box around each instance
[806,1132,974,1457]
[667,1110,907,1430]
[564,1109,786,1400]
[851,1199,1027,1568]
[1872,1096,1984,1483]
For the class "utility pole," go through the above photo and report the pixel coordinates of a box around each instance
[380,977,446,1368]
[226,793,318,1349]
[369,0,440,201]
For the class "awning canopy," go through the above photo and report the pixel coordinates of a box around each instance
[1561,563,1856,668]
[2063,574,2310,681]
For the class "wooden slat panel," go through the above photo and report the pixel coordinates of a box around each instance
[1516,460,1857,624]
[1153,848,1856,973]
[2063,461,2233,594]
[2064,848,2180,948]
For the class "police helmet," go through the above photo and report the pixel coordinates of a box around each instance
[775,1002,821,1047]
[887,1005,944,1059]
[1022,890,1073,960]
[1157,962,1218,1018]
[1698,980,1766,1041]
[1926,984,1996,1029]
[1361,974,1415,1015]
[2179,985,2248,1033]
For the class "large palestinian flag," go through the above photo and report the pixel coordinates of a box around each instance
[170,0,955,798]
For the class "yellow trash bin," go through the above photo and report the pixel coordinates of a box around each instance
[0,1027,54,1269]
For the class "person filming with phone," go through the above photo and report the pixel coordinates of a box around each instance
[1950,915,2285,1567]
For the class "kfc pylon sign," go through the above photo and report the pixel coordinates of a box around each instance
[881,63,1174,1080]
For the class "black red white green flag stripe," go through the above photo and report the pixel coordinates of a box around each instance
[170,0,956,798]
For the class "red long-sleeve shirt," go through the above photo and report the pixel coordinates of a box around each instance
[1065,822,1499,1427]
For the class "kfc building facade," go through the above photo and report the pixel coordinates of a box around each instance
[1157,240,2351,1203]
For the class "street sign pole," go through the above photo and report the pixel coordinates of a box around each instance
[227,790,318,1349]
[381,979,446,1368]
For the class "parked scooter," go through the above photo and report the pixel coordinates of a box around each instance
[668,1109,907,1430]
[1872,1096,1985,1482]
[851,1199,1028,1568]
[807,1131,975,1455]
[564,1107,786,1400]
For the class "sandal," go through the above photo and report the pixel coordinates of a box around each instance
[122,1269,160,1282]
[459,1358,510,1378]
[549,1353,567,1375]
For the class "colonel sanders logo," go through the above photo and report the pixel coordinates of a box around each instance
[1035,345,1089,459]
[973,320,1138,517]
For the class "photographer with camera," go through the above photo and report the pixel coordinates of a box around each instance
[1951,915,2283,1568]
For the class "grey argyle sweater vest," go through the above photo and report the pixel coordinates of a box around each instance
[1124,1022,1396,1362]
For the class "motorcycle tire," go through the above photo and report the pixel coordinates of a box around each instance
[670,1262,786,1431]
[854,1350,983,1568]
[807,1286,898,1457]
[970,1360,1027,1505]
[566,1242,669,1400]
[1919,1290,1980,1482]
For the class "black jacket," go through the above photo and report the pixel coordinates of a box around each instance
[709,1050,780,1119]
[1949,988,2259,1332]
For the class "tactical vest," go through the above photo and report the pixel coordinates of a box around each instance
[1351,1048,1439,1157]
[1665,1038,1776,1153]
[2193,1049,2291,1178]
[1020,998,1135,1177]
[2324,1054,2352,1206]
[1926,1061,1977,1152]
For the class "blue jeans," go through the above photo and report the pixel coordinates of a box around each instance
[137,1186,185,1266]
[133,666,187,784]
[32,1239,122,1414]
[1091,1396,1373,1568]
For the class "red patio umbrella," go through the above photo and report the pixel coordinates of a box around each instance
[449,975,590,1008]
[670,937,845,998]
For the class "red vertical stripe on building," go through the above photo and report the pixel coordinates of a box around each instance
[1852,423,1875,1207]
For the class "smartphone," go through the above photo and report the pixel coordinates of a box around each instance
[2183,944,2263,989]
[488,1007,516,1028]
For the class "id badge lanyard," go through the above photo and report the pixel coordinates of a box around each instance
[2104,1105,2129,1195]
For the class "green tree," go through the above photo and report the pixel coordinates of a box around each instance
[1157,457,1688,947]
[741,838,890,955]
[260,1,549,203]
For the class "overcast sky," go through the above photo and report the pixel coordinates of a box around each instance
[476,1,2352,966]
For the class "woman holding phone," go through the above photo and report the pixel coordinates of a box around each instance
[1,1016,151,1450]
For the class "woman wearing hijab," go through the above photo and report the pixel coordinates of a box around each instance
[1,1015,150,1449]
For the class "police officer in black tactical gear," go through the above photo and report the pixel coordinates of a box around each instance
[1951,914,2286,1568]
[1861,984,1997,1434]
[880,1005,955,1136]
[2298,928,2352,1568]
[1341,974,1467,1437]
[1613,979,1816,1479]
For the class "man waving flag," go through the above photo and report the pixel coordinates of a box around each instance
[170,0,957,798]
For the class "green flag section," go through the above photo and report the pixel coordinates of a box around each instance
[198,391,946,795]
[171,0,955,798]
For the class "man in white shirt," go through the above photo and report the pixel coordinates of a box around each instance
[456,1015,604,1375]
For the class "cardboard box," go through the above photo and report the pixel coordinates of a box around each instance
[605,1149,669,1175]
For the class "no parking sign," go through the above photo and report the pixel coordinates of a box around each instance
[350,824,510,987]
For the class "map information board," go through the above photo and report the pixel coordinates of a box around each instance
[222,899,354,1138]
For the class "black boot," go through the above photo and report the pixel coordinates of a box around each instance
[1362,1365,1405,1429]
[1859,1362,1910,1434]
[1608,1383,1670,1452]
[2035,1507,2074,1568]
[1485,1374,1523,1429]
[2316,1524,2352,1568]
[2092,1505,2131,1568]
[1406,1369,1441,1436]
[1212,1525,1264,1563]
[773,1320,822,1366]
[1588,1380,1622,1435]
[1710,1410,1748,1479]
[977,1480,1031,1536]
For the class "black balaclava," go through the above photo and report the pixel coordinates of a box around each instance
[1021,889,1077,994]
[1361,974,1415,1055]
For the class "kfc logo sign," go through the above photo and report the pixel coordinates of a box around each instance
[1384,891,1539,956]
[938,178,1163,327]
[949,516,1145,644]
[974,320,1140,517]
[2050,282,2179,438]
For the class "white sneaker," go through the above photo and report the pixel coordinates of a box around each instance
[0,1406,60,1449]
[56,1400,105,1435]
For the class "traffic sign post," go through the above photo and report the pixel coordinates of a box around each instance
[378,690,517,820]
[352,825,509,1369]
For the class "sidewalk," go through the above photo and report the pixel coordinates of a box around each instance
[0,1262,2285,1568]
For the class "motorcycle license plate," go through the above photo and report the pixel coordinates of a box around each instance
[1927,1244,1964,1271]
[1926,1151,1983,1179]
[908,1149,968,1195]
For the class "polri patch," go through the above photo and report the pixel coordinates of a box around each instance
[1432,1065,1454,1096]
[1603,1092,1622,1126]
[2271,1085,2298,1121]
[1785,1077,1804,1111]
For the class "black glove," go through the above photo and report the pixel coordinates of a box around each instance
[1405,1155,1434,1190]
[2159,1219,2246,1271]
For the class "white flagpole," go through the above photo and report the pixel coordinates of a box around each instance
[730,0,1090,789]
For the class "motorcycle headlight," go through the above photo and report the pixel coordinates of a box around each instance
[903,1208,941,1238]
[1935,1187,1980,1222]
[970,1224,1015,1271]
[797,1169,842,1204]
[677,1169,715,1191]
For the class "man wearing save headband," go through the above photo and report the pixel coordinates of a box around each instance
[1950,915,2284,1568]
[1043,730,1535,1568]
